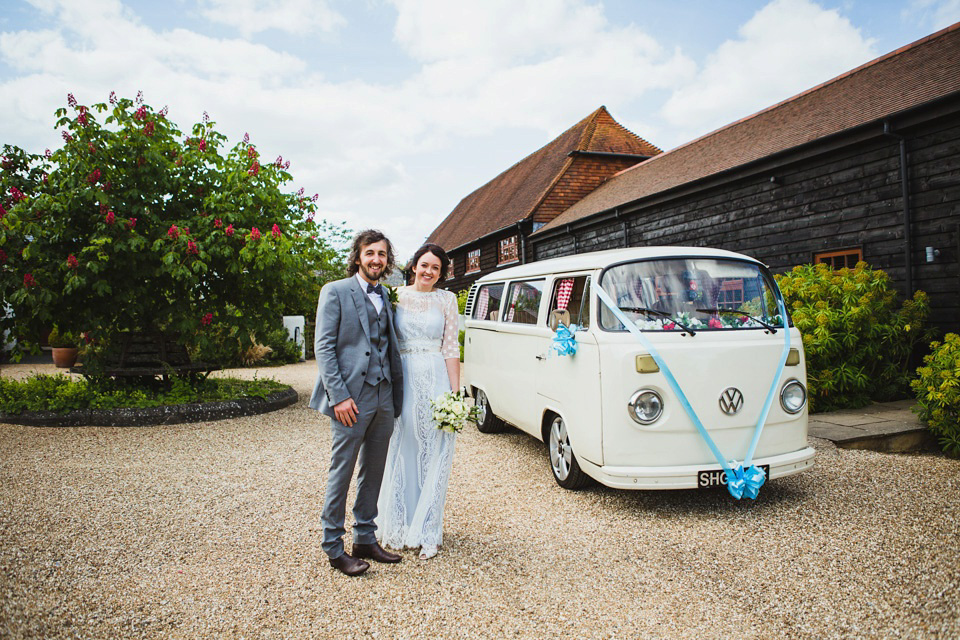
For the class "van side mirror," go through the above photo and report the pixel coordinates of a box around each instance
[548,309,570,331]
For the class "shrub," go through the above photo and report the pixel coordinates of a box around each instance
[775,262,933,412]
[0,373,285,414]
[911,333,960,456]
[0,92,349,366]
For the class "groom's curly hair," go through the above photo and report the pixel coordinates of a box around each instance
[346,229,396,277]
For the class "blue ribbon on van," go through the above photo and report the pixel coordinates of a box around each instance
[550,323,580,357]
[594,285,791,500]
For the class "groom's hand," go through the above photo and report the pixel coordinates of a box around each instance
[334,398,359,427]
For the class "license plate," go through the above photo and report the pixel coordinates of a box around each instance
[697,465,770,489]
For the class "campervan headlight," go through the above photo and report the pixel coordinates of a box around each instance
[780,380,807,414]
[629,389,663,425]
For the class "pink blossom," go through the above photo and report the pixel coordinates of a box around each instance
[0,203,6,218]
[78,109,88,127]
[247,145,257,158]
[198,138,207,152]
[9,187,25,202]
[105,210,115,225]
[159,106,168,118]
[42,173,48,184]
[225,224,235,237]
[99,204,108,215]
[67,93,77,107]
[143,121,155,137]
[102,181,112,192]
[136,90,144,105]
[88,142,96,154]
[187,240,199,255]
[87,169,100,184]
[61,131,73,143]
[250,227,261,241]
[182,227,190,235]
[0,155,10,169]
[168,225,179,240]
[201,312,213,326]
[202,111,210,124]
[126,217,137,230]
[708,316,723,329]
[109,91,117,105]
[135,105,147,121]
[274,155,284,168]
[271,224,281,238]
[214,218,222,228]
[44,148,52,159]
[312,193,319,202]
[248,161,260,176]
[242,132,250,144]
[67,254,78,269]
[23,273,36,288]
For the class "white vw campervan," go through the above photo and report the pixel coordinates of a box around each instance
[462,247,814,495]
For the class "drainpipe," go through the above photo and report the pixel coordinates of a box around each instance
[516,222,526,264]
[567,224,579,254]
[615,207,628,248]
[883,120,913,296]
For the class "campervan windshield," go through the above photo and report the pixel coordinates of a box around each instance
[598,258,786,332]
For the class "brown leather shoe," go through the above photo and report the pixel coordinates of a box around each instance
[353,542,402,564]
[329,552,370,576]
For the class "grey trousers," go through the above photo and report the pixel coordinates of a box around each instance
[321,380,394,559]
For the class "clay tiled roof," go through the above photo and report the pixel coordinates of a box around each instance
[538,22,960,234]
[427,107,660,251]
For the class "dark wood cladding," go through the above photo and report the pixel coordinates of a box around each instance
[533,98,960,334]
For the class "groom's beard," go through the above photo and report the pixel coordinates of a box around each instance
[360,263,383,283]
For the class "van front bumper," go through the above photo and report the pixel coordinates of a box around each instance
[577,446,816,490]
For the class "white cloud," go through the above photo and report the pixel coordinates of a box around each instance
[905,0,960,30]
[198,0,345,37]
[660,0,878,143]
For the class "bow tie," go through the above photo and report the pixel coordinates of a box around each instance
[366,283,383,296]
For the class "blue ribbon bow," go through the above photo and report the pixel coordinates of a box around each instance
[550,324,579,357]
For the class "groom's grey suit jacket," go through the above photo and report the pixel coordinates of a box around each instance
[308,276,403,417]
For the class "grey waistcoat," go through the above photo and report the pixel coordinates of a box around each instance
[364,298,392,386]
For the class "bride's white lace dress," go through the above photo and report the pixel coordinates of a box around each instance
[377,287,460,549]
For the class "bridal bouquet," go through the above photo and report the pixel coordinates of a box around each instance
[430,391,480,433]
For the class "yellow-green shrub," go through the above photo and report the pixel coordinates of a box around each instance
[911,334,960,456]
[775,262,933,412]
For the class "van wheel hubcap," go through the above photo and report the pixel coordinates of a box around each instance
[549,417,571,481]
[476,391,488,424]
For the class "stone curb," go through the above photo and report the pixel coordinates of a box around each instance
[0,387,298,427]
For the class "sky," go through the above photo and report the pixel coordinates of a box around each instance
[1,0,959,261]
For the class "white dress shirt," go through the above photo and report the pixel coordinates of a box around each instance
[356,273,384,314]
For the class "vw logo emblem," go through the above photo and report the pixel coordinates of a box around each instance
[719,388,744,415]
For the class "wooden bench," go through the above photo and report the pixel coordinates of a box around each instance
[70,332,221,380]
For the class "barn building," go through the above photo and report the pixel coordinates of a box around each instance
[428,23,960,333]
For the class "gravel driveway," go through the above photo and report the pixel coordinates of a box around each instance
[1,360,958,639]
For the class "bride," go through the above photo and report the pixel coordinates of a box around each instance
[376,243,461,560]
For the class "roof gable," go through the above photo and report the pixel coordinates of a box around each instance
[427,106,660,251]
[538,22,960,234]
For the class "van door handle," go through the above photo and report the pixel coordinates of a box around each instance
[536,354,546,361]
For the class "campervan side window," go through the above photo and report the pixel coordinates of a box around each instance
[547,276,590,329]
[503,280,544,325]
[472,283,504,321]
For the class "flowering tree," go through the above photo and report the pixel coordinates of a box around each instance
[0,92,348,362]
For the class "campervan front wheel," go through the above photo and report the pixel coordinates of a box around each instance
[547,415,591,490]
[474,389,507,433]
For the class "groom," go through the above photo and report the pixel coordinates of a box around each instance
[309,229,404,576]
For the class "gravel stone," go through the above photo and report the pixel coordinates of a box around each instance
[1,360,958,638]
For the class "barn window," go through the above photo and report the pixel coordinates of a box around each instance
[466,249,481,274]
[498,236,519,265]
[815,248,863,269]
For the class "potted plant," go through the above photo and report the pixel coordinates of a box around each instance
[48,327,79,368]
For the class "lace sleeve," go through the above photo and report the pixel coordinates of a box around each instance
[440,290,460,359]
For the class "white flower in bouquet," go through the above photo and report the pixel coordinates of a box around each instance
[430,390,480,433]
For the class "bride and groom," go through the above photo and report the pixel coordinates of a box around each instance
[309,229,461,576]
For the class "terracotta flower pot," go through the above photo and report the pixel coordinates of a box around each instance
[51,347,79,368]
